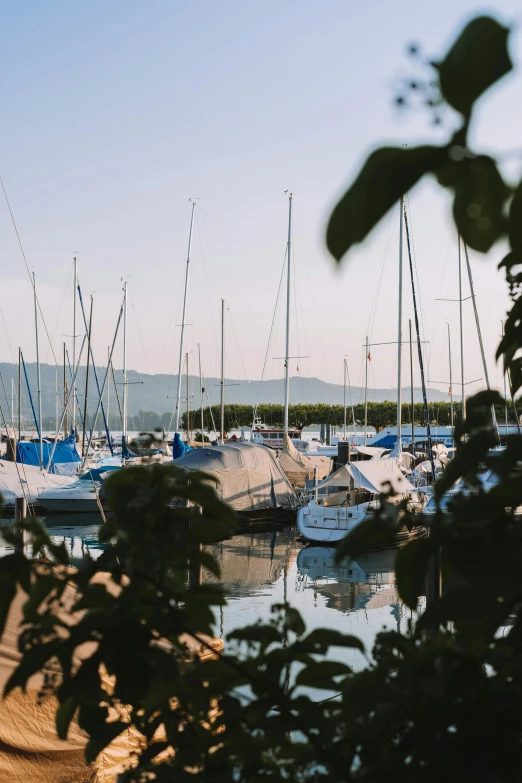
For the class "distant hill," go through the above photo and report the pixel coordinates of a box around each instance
[0,362,454,421]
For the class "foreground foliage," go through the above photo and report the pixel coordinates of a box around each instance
[1,13,522,781]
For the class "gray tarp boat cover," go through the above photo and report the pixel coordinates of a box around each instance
[315,458,415,495]
[279,435,331,487]
[173,442,297,511]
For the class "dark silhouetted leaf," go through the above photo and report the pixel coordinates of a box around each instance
[327,146,444,262]
[300,628,364,654]
[335,513,396,562]
[435,16,512,116]
[418,584,516,639]
[229,624,282,645]
[296,661,351,688]
[0,555,23,640]
[284,606,306,636]
[451,156,509,252]
[395,537,435,610]
[56,696,77,740]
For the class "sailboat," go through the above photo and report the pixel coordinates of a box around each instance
[297,197,427,544]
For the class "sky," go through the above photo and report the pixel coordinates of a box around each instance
[0,0,521,405]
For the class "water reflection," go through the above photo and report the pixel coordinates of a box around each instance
[206,530,418,665]
[0,521,419,662]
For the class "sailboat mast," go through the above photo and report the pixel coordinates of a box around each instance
[63,342,68,439]
[448,322,454,447]
[122,280,128,453]
[364,335,369,446]
[463,242,498,438]
[186,352,190,440]
[409,319,414,454]
[403,203,435,480]
[397,195,404,451]
[82,296,93,457]
[220,298,225,442]
[199,343,204,443]
[458,236,465,424]
[18,347,21,441]
[175,200,196,434]
[283,192,293,436]
[33,272,43,469]
[343,356,347,441]
[72,256,77,434]
[107,347,110,431]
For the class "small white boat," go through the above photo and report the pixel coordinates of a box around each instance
[0,461,75,510]
[37,466,119,514]
[297,458,423,544]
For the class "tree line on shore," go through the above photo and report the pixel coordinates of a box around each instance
[30,398,519,435]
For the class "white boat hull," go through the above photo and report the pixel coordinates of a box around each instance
[38,487,105,514]
[297,499,376,543]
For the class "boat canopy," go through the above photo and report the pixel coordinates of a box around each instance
[173,442,297,511]
[315,458,414,495]
[15,432,81,476]
[278,435,331,487]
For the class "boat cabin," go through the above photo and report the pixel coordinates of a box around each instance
[251,427,301,449]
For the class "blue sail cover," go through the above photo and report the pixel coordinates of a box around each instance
[15,431,82,476]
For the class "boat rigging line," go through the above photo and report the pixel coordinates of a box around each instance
[403,202,436,482]
[252,246,287,429]
[463,242,500,441]
[80,299,125,470]
[77,285,113,455]
[0,175,63,374]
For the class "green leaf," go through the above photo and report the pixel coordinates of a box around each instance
[228,624,282,645]
[284,606,306,636]
[326,146,444,262]
[418,584,516,638]
[56,696,77,740]
[395,537,435,610]
[435,16,512,117]
[508,180,522,254]
[4,640,59,697]
[296,661,351,688]
[451,156,509,252]
[0,555,24,640]
[334,513,396,563]
[299,628,364,654]
[435,428,497,500]
[84,722,128,764]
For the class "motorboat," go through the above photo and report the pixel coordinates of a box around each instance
[297,458,425,544]
[37,466,119,514]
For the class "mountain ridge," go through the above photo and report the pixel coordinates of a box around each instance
[1,362,455,419]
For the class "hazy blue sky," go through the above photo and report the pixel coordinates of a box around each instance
[1,0,521,407]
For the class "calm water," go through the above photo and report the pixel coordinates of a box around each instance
[2,517,420,668]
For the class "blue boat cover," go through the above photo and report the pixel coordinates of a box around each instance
[15,431,82,476]
[173,432,194,459]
